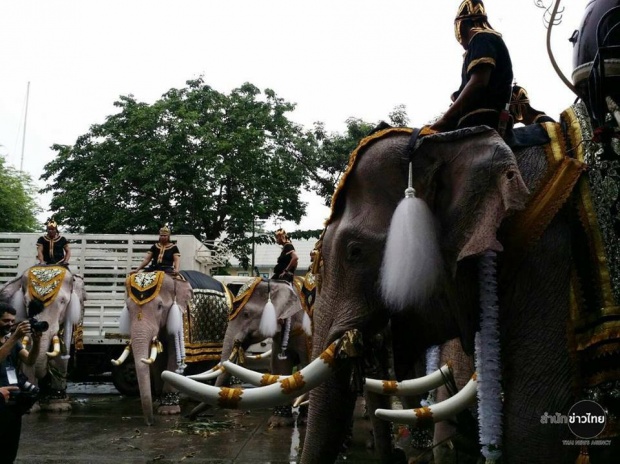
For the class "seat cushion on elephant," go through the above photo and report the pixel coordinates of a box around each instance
[28,266,69,306]
[179,270,225,292]
[506,123,551,149]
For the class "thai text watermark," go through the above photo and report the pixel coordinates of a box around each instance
[540,400,608,440]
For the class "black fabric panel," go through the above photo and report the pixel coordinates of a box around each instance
[179,270,224,292]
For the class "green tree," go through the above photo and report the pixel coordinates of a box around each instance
[41,78,317,257]
[0,157,41,232]
[306,106,410,206]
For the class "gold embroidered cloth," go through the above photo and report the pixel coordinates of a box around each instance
[27,266,67,307]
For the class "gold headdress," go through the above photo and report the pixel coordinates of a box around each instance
[275,228,287,239]
[509,85,530,123]
[454,0,494,45]
[46,218,58,230]
[159,224,171,235]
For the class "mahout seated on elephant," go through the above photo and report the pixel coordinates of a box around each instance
[133,224,180,274]
[163,106,619,464]
[114,269,232,425]
[0,264,85,412]
[186,275,313,427]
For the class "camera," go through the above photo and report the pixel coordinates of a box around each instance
[9,380,40,413]
[29,317,49,333]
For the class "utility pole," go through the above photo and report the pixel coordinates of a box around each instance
[20,81,30,172]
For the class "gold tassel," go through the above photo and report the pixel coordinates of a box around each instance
[575,445,590,464]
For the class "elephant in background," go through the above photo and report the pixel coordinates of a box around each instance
[188,276,313,427]
[0,265,86,412]
[115,270,231,425]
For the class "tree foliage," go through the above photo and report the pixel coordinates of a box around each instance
[41,78,317,255]
[307,106,410,206]
[0,157,40,232]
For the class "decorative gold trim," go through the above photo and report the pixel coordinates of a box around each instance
[280,371,306,394]
[217,387,243,408]
[382,380,399,395]
[27,266,67,307]
[414,406,434,428]
[467,57,496,73]
[125,271,166,306]
[260,374,281,386]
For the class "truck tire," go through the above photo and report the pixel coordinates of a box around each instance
[111,357,140,396]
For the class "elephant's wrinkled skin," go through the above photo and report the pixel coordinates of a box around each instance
[1,266,86,411]
[302,127,581,464]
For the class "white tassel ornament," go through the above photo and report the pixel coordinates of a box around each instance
[380,162,442,311]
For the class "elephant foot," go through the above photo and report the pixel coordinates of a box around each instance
[158,404,181,416]
[158,392,180,415]
[39,397,72,412]
[268,405,294,428]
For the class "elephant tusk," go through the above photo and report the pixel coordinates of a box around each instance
[293,392,309,408]
[221,362,283,386]
[140,337,160,365]
[188,363,226,382]
[374,374,478,425]
[46,335,61,358]
[245,349,272,360]
[364,364,452,396]
[111,343,132,366]
[162,338,342,409]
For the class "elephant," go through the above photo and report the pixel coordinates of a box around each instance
[114,269,231,425]
[187,275,313,427]
[0,265,86,412]
[162,107,618,462]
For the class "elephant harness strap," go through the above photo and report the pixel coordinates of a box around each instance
[27,266,68,307]
[126,271,166,307]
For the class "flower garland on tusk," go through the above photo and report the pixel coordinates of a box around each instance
[420,345,441,407]
[475,251,503,463]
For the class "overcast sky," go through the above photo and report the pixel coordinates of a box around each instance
[0,0,589,231]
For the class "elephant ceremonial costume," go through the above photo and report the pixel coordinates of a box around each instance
[187,275,314,427]
[115,270,232,425]
[164,101,618,463]
[0,265,86,411]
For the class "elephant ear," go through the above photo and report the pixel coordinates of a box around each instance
[412,127,529,274]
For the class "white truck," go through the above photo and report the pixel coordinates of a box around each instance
[0,232,231,391]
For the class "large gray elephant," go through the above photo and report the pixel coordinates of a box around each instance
[114,270,231,425]
[188,276,313,426]
[0,265,86,411]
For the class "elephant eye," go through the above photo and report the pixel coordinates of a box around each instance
[506,170,516,180]
[346,242,363,262]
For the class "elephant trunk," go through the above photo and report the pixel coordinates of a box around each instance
[131,336,156,425]
[302,364,356,464]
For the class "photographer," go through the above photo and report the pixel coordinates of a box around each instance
[0,301,42,464]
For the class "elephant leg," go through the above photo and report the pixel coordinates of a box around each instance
[38,357,72,413]
[157,341,180,416]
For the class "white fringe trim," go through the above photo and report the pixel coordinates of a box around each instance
[259,299,278,338]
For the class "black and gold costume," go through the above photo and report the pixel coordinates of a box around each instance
[146,243,180,272]
[453,29,513,129]
[272,243,296,282]
[36,235,69,265]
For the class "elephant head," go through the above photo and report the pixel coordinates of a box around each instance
[184,277,313,425]
[0,265,86,411]
[116,271,192,425]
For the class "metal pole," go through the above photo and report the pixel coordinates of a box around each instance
[20,81,30,172]
[251,216,255,272]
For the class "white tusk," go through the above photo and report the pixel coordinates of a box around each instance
[221,362,283,386]
[245,349,272,360]
[364,364,452,396]
[374,374,478,425]
[46,335,61,358]
[111,343,132,366]
[141,338,159,365]
[188,363,226,381]
[293,392,309,408]
[162,339,340,409]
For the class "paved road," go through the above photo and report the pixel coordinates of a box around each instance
[15,381,412,463]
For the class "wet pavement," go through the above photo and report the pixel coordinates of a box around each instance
[16,380,411,463]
